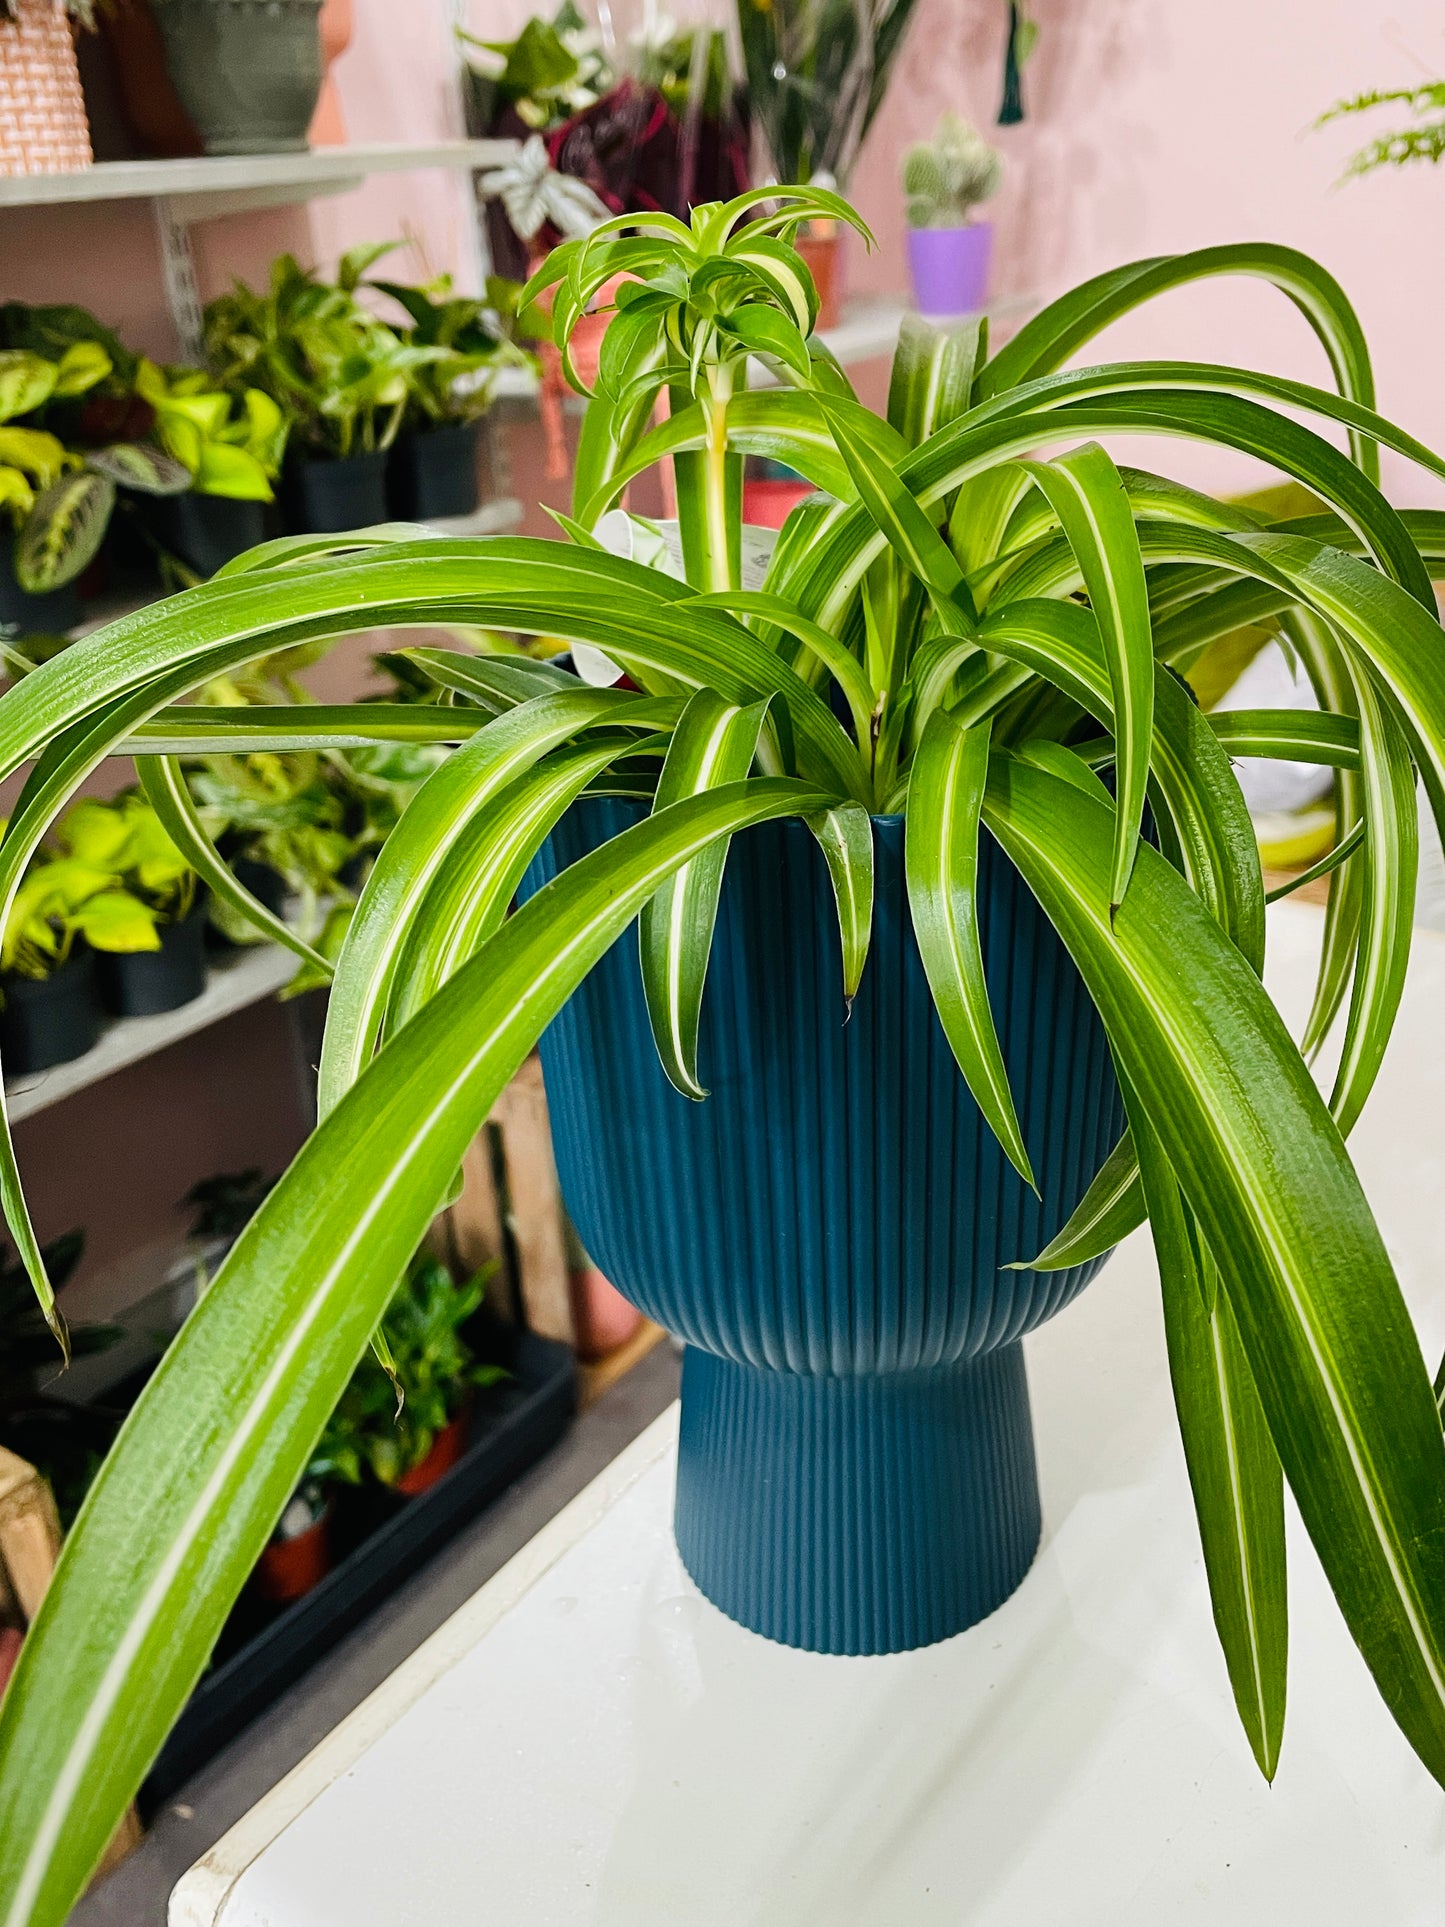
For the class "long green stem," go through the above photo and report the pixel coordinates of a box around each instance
[701,364,740,593]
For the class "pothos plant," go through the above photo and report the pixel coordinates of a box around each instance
[2,186,1445,1917]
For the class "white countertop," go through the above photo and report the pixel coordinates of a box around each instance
[172,901,1445,1926]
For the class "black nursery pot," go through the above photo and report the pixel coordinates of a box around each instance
[205,858,288,950]
[387,422,481,522]
[0,947,100,1076]
[0,542,82,635]
[98,900,209,1018]
[150,494,269,578]
[281,451,390,536]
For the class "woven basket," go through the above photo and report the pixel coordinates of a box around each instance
[0,0,92,177]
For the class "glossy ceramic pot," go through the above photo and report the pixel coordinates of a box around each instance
[526,803,1123,1654]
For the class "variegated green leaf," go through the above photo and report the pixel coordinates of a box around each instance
[905,709,1032,1184]
[1127,1077,1288,1781]
[1015,443,1155,910]
[640,689,773,1097]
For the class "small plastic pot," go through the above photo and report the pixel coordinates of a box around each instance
[254,1504,333,1604]
[230,857,288,918]
[206,858,288,949]
[281,450,390,535]
[0,542,82,636]
[150,493,268,577]
[394,1405,471,1496]
[387,422,481,522]
[0,948,100,1076]
[906,223,993,320]
[97,900,209,1018]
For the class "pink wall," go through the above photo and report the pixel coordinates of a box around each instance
[850,0,1445,502]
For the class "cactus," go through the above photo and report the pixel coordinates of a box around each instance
[902,113,1002,228]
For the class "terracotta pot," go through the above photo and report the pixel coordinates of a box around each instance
[395,1406,470,1496]
[0,1625,22,1701]
[308,0,351,146]
[741,477,813,529]
[0,0,92,176]
[570,1264,642,1362]
[254,1506,332,1603]
[794,222,842,331]
[101,0,202,158]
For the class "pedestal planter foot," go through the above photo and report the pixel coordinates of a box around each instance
[675,1343,1040,1654]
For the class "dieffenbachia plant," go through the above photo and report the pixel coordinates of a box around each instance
[2,195,1445,1919]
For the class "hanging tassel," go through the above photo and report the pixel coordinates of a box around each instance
[998,1,1027,125]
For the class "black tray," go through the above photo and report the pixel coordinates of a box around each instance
[140,1329,576,1812]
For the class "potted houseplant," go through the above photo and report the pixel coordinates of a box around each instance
[735,0,922,322]
[185,740,354,940]
[0,842,159,1074]
[251,1477,332,1603]
[0,337,112,628]
[372,275,534,522]
[902,113,1002,319]
[10,188,1445,1912]
[0,0,93,177]
[147,0,324,157]
[308,1250,502,1497]
[55,794,206,1016]
[134,359,287,576]
[0,325,196,623]
[205,249,445,534]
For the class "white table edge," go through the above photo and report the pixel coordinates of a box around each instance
[168,1405,681,1927]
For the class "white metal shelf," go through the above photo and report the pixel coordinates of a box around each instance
[0,141,517,221]
[6,942,300,1125]
[0,140,519,359]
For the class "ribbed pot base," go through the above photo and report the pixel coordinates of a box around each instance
[674,1343,1042,1655]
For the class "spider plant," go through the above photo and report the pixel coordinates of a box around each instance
[3,190,1445,1919]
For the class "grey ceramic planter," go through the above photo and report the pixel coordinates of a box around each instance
[153,0,323,156]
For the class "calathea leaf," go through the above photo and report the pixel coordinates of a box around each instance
[15,470,114,593]
[85,444,192,496]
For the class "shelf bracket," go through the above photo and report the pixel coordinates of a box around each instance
[152,195,205,363]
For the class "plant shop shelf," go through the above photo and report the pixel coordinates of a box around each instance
[142,1329,576,1814]
[0,142,520,361]
[0,142,518,219]
[5,943,299,1125]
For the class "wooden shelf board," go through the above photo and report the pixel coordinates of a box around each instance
[577,1320,669,1410]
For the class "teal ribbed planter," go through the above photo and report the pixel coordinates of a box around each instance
[526,803,1122,1654]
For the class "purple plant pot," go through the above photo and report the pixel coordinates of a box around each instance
[907,223,993,320]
